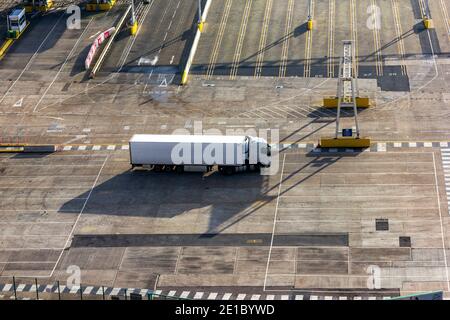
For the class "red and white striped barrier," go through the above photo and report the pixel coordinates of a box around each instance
[85,27,116,70]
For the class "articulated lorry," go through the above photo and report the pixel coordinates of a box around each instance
[129,134,271,174]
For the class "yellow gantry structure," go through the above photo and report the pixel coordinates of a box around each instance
[320,40,371,148]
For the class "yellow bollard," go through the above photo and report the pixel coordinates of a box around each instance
[197,21,204,32]
[130,21,138,35]
[423,19,432,29]
[181,70,189,85]
[307,19,313,31]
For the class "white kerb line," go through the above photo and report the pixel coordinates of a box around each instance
[46,155,109,279]
[0,12,65,105]
[432,152,450,292]
[263,153,286,291]
[33,17,95,113]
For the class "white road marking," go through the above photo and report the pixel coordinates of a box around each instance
[84,286,94,294]
[250,294,260,300]
[222,293,232,300]
[295,295,304,300]
[110,288,120,295]
[281,295,289,300]
[377,143,387,152]
[180,291,190,299]
[92,145,101,151]
[266,295,275,300]
[0,12,65,105]
[193,292,204,299]
[207,292,218,300]
[168,290,176,297]
[263,153,286,290]
[34,17,95,113]
[236,294,246,300]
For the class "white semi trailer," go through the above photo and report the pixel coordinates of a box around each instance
[129,134,271,174]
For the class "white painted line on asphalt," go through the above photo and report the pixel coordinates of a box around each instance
[393,142,402,147]
[107,145,116,150]
[263,153,286,291]
[168,290,176,297]
[266,295,275,300]
[440,142,449,147]
[353,296,362,300]
[154,290,162,295]
[0,12,66,105]
[222,293,232,300]
[377,143,386,152]
[339,296,347,300]
[110,288,120,295]
[236,294,246,300]
[33,17,95,113]
[180,291,190,299]
[193,292,204,299]
[295,295,303,300]
[424,142,433,147]
[368,296,377,300]
[70,286,80,294]
[121,145,129,150]
[207,293,218,300]
[63,146,72,151]
[78,146,87,151]
[47,155,109,279]
[84,286,94,294]
[409,142,417,148]
[92,145,101,151]
[251,294,260,300]
[16,284,25,292]
[324,296,333,300]
[310,295,318,300]
[281,295,289,300]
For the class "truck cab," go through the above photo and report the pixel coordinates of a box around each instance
[247,136,271,168]
[6,9,28,39]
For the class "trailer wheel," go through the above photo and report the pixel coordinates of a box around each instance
[164,165,173,172]
[154,165,162,172]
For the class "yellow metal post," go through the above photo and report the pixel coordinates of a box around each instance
[130,21,138,35]
[423,18,432,29]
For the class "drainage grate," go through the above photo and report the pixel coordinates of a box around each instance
[376,219,389,231]
[399,236,411,247]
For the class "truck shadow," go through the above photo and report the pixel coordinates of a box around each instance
[58,167,275,236]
